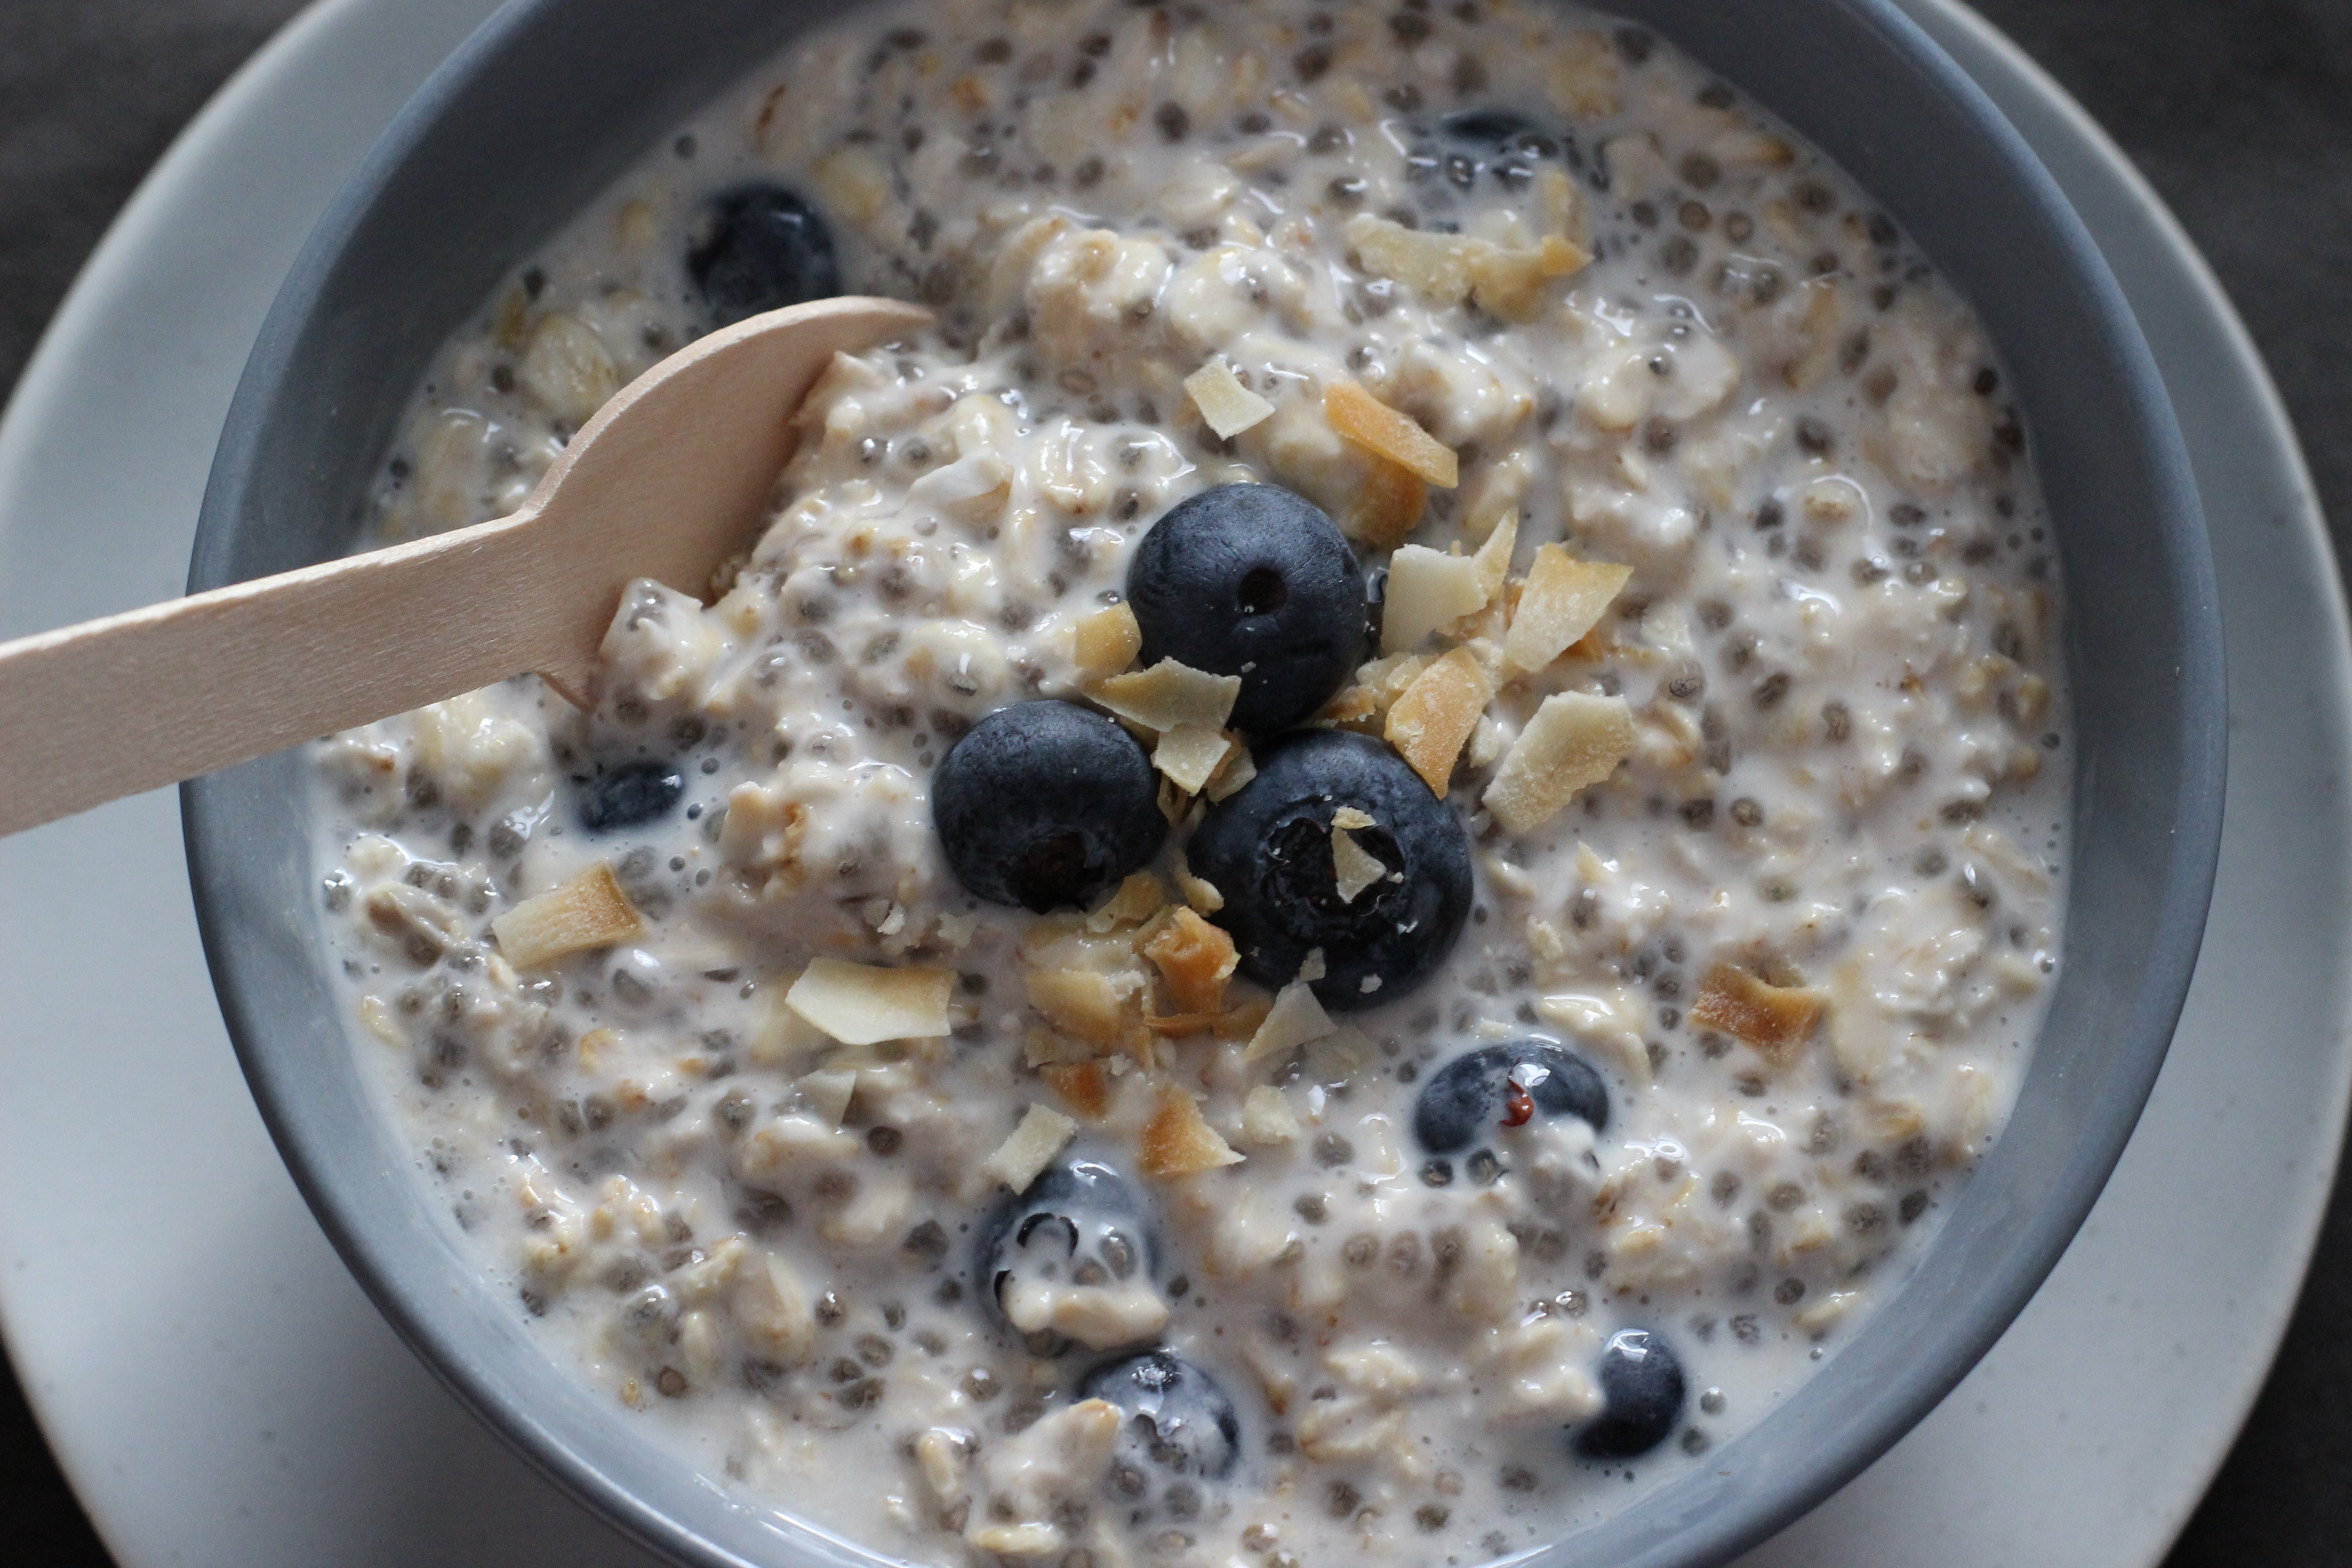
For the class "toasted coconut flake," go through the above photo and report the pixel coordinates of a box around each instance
[1330,825,1390,904]
[796,1069,858,1127]
[1138,1081,1245,1177]
[1025,966,1144,1054]
[1344,215,1587,323]
[1240,1085,1301,1146]
[1385,647,1492,796]
[493,863,643,969]
[1690,962,1827,1067]
[1203,745,1256,802]
[1087,871,1167,932]
[1483,692,1637,833]
[1141,907,1240,1014]
[1074,603,1143,679]
[1242,980,1338,1065]
[1345,458,1429,550]
[786,957,955,1044]
[1472,511,1519,601]
[1381,544,1490,653]
[1155,722,1235,794]
[1176,866,1225,914]
[1040,1060,1114,1121]
[1347,216,1475,305]
[1184,358,1277,438]
[1025,1025,1107,1067]
[1215,995,1274,1041]
[982,1104,1079,1192]
[1332,806,1377,831]
[1324,379,1459,488]
[1505,548,1633,673]
[1092,658,1242,733]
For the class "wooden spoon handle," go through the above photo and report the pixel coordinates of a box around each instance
[0,510,559,837]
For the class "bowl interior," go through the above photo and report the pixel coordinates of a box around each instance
[184,2,2225,1565]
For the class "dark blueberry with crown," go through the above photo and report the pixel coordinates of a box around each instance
[932,701,1166,913]
[1186,728,1470,1009]
[1125,484,1367,735]
[1413,1040,1610,1154]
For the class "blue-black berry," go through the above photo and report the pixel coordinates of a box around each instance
[1186,729,1470,1009]
[1126,484,1366,734]
[687,185,842,327]
[1079,1349,1241,1493]
[1413,1041,1609,1154]
[980,1160,1157,1351]
[577,758,685,833]
[1576,1328,1686,1459]
[932,701,1166,913]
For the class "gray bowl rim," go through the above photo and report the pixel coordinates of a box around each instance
[182,1,2227,1566]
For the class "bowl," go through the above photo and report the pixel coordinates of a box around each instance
[182,2,2226,1564]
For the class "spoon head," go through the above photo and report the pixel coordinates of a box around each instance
[520,294,931,701]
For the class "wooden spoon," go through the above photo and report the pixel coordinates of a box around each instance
[0,294,931,838]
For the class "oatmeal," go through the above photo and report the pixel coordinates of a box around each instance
[313,1,2068,1564]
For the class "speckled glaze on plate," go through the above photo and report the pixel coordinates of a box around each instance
[0,2,2331,1567]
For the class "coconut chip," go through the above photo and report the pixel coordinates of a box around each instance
[1184,357,1278,439]
[1330,823,1390,904]
[796,1069,858,1127]
[1176,866,1225,913]
[1482,692,1637,833]
[1324,379,1459,488]
[1344,213,1588,323]
[1138,1081,1245,1178]
[1385,646,1492,796]
[1092,657,1242,733]
[1202,740,1256,802]
[1074,602,1142,679]
[981,1104,1079,1192]
[1690,962,1827,1068]
[1086,872,1166,932]
[1381,544,1490,653]
[1505,546,1632,672]
[786,957,956,1045]
[1139,907,1240,1014]
[1344,458,1429,550]
[1025,966,1148,1056]
[1242,979,1337,1065]
[1154,722,1235,794]
[1039,1060,1114,1121]
[1240,1085,1301,1147]
[492,863,644,970]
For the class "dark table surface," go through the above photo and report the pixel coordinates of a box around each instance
[4,1,2349,1563]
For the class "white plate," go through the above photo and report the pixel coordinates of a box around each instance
[0,2,2342,1565]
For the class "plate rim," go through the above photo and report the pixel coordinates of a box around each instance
[0,0,2329,1563]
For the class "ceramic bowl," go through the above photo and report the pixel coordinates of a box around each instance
[183,2,2227,1565]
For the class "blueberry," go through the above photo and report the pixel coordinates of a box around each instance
[1079,1349,1241,1500]
[933,701,1166,912]
[1576,1328,1686,1459]
[980,1160,1158,1352]
[1412,1040,1609,1154]
[1186,729,1470,1009]
[1126,484,1366,734]
[686,184,842,328]
[577,758,685,832]
[1432,107,1567,191]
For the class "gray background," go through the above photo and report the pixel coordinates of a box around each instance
[2,0,2347,1562]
